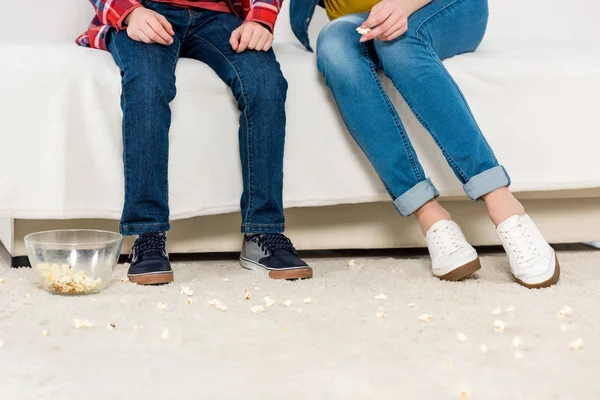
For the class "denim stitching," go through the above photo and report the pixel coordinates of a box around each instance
[242,223,285,226]
[191,33,254,226]
[412,0,498,179]
[164,42,181,214]
[383,59,468,182]
[362,43,423,182]
[122,223,170,228]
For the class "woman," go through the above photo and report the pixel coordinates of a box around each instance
[308,0,559,288]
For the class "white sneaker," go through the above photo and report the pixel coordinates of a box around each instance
[496,214,560,288]
[426,220,481,281]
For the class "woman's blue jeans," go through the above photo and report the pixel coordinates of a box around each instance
[317,0,510,216]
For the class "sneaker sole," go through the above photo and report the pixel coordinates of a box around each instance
[239,257,313,280]
[514,255,560,289]
[437,258,482,282]
[128,271,174,285]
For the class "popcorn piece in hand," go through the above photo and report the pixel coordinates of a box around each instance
[283,300,292,307]
[243,290,252,300]
[569,338,583,351]
[160,328,170,341]
[491,307,502,316]
[419,314,432,322]
[459,389,471,399]
[376,312,385,319]
[480,344,488,353]
[157,302,168,310]
[557,305,573,320]
[187,298,194,305]
[494,320,506,332]
[374,293,387,300]
[74,319,92,329]
[304,297,313,304]
[505,305,516,312]
[348,259,356,266]
[107,323,116,330]
[42,330,50,336]
[251,305,265,314]
[120,276,129,283]
[264,296,276,307]
[456,333,467,342]
[514,350,523,359]
[512,336,523,347]
[355,27,372,35]
[180,286,193,296]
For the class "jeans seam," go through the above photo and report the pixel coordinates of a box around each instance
[412,0,498,179]
[242,223,285,226]
[165,43,182,210]
[121,222,169,228]
[415,0,464,33]
[362,43,423,183]
[384,61,469,182]
[191,33,254,226]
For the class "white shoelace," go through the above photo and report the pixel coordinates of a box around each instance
[499,221,541,270]
[431,224,464,257]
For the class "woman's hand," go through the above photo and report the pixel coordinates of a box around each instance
[359,0,410,42]
[125,7,175,45]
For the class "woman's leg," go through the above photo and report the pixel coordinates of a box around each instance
[317,14,440,220]
[372,0,558,287]
[317,14,480,281]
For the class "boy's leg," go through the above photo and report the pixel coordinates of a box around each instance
[182,13,286,234]
[107,5,186,284]
[108,29,180,236]
[181,12,312,279]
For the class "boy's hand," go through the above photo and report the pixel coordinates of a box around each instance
[125,7,175,45]
[230,22,274,53]
[360,0,409,42]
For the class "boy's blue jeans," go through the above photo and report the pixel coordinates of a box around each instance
[108,1,287,235]
[317,0,510,216]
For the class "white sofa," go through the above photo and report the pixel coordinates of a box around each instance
[1,0,600,264]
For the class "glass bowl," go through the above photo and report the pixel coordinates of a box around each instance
[24,229,123,295]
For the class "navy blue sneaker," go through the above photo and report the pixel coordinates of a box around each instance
[128,231,173,285]
[240,234,312,280]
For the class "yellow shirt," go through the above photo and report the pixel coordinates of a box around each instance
[324,0,380,20]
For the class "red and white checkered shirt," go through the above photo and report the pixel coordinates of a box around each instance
[77,0,282,50]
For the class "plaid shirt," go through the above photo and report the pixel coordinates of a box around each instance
[77,0,283,50]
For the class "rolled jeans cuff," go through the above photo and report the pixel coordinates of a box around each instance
[393,178,440,217]
[463,165,511,201]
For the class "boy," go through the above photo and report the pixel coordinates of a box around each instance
[77,0,311,284]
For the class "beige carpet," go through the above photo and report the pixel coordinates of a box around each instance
[0,250,599,400]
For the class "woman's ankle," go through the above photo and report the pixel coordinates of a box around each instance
[483,187,525,226]
[414,200,452,235]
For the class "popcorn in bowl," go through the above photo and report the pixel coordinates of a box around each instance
[37,263,102,294]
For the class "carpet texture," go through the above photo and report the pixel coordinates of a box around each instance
[1,251,599,399]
